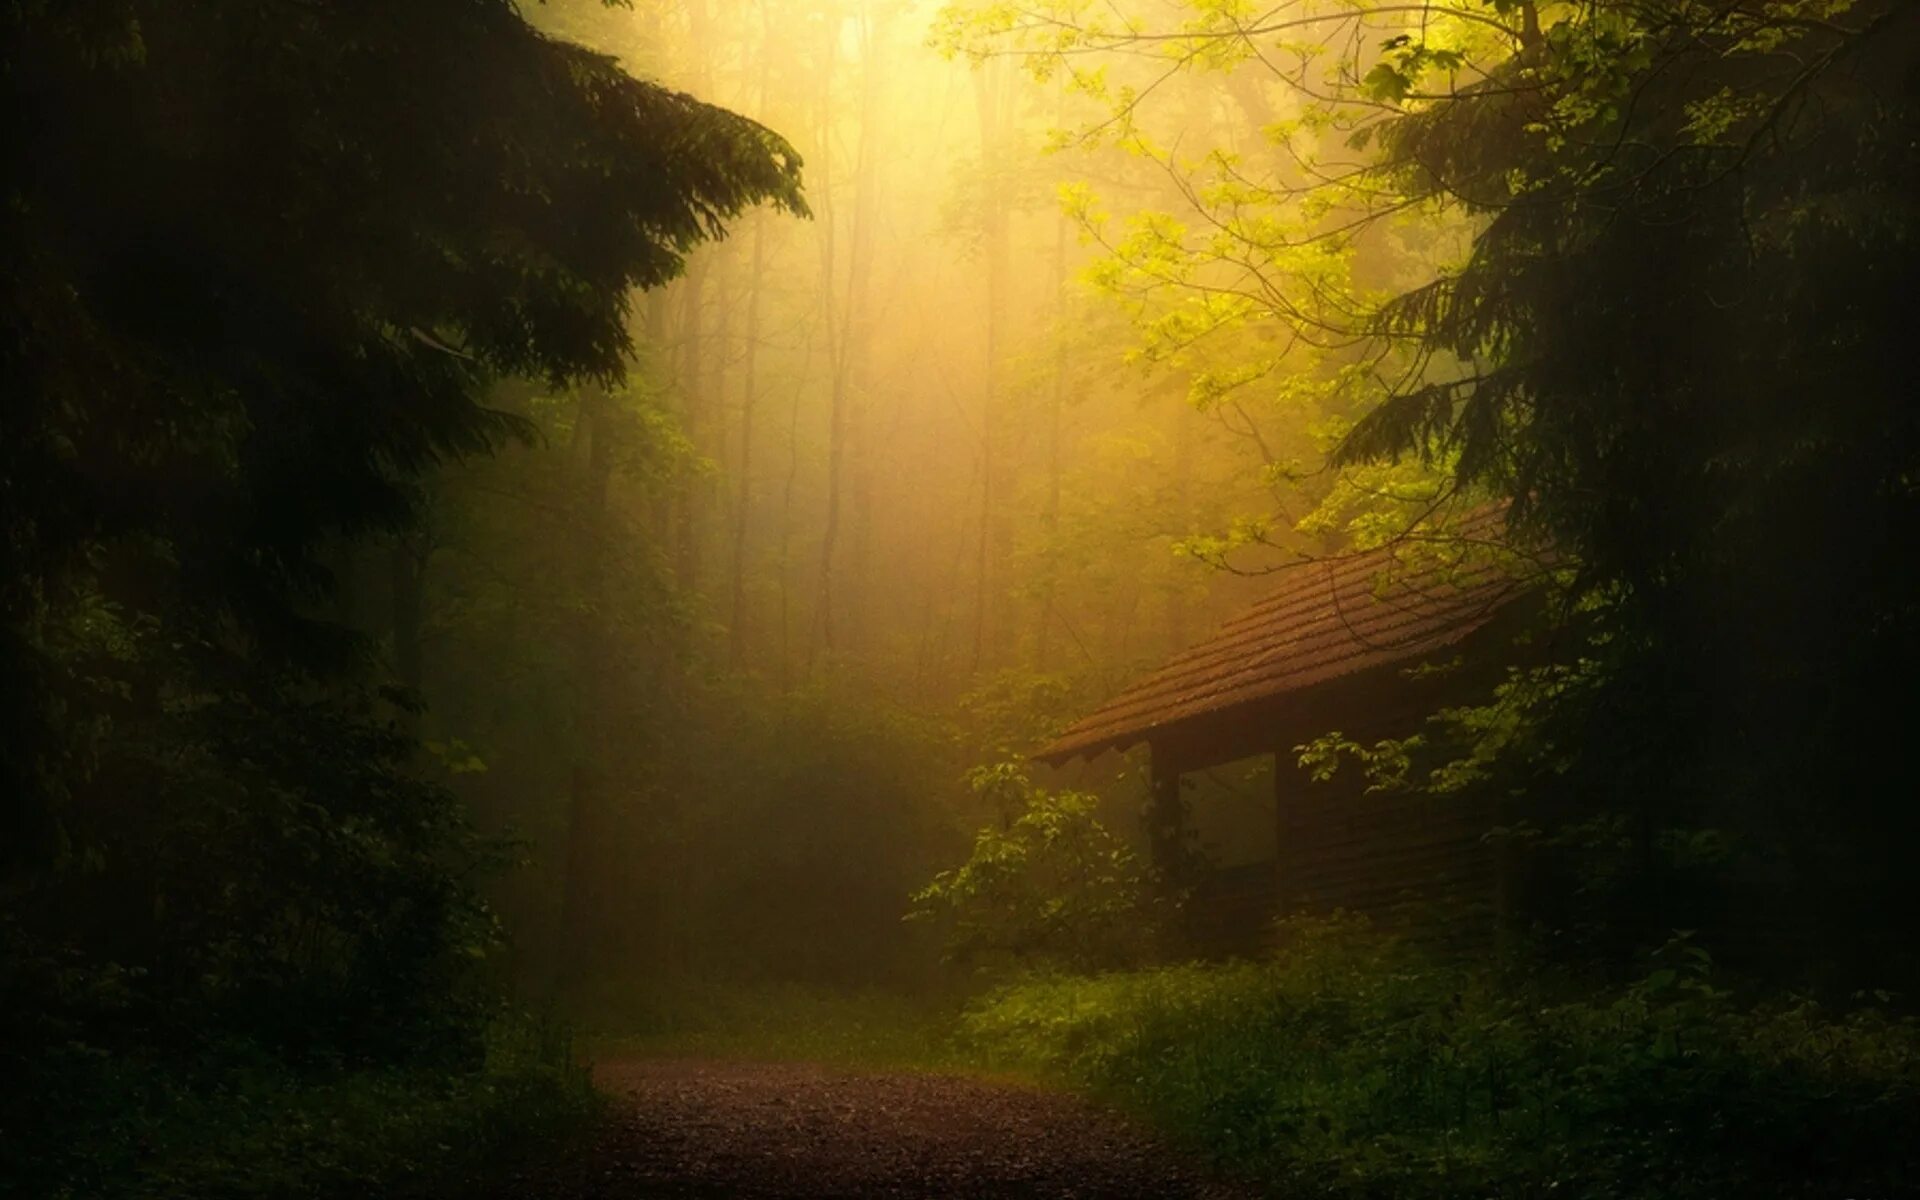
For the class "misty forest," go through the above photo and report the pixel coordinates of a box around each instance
[6,0,1920,1196]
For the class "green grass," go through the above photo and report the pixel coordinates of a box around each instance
[12,1014,603,1200]
[959,917,1920,1200]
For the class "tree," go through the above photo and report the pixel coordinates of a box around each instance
[0,0,803,1064]
[1340,0,1920,970]
[909,765,1165,971]
[942,0,1920,976]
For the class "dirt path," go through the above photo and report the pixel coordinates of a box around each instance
[511,1058,1255,1198]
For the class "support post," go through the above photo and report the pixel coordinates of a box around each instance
[1146,743,1190,895]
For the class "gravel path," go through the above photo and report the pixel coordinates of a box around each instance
[510,1058,1255,1198]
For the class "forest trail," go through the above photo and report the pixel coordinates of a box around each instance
[511,1058,1254,1198]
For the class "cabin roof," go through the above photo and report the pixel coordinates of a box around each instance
[1035,510,1528,765]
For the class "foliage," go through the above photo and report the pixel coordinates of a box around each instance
[1352,0,1920,977]
[658,679,960,985]
[910,766,1165,972]
[951,669,1099,763]
[963,915,1920,1199]
[4,1011,600,1200]
[941,0,1920,984]
[0,685,500,1073]
[0,0,802,1185]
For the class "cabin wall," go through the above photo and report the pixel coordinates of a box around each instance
[1275,758,1500,935]
[1180,752,1282,955]
[1147,625,1526,955]
[1269,670,1506,946]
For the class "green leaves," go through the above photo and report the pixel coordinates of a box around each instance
[425,739,490,776]
[963,919,1920,1199]
[1365,32,1470,105]
[0,0,809,1136]
[1363,62,1414,105]
[910,765,1165,972]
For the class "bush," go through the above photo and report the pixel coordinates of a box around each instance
[909,764,1165,973]
[960,915,1920,1199]
[4,1010,600,1200]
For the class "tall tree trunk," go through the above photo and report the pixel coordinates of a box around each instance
[812,2,884,666]
[702,248,733,611]
[559,391,615,991]
[1037,206,1068,670]
[644,290,675,544]
[809,17,843,668]
[840,6,886,658]
[970,59,1012,674]
[673,258,706,589]
[728,225,766,668]
[780,361,803,687]
[1167,402,1193,651]
[728,9,774,669]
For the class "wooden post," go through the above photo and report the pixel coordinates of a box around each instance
[1146,742,1189,894]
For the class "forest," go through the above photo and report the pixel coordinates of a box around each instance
[3,0,1918,1196]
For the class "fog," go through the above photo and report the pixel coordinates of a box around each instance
[422,0,1433,995]
[539,0,1314,693]
[10,0,1915,1191]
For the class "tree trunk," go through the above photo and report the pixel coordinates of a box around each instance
[841,6,886,659]
[727,7,775,670]
[812,2,885,666]
[810,17,843,667]
[729,219,767,668]
[673,258,706,590]
[1037,203,1068,670]
[558,391,615,991]
[1167,403,1193,651]
[970,59,1012,674]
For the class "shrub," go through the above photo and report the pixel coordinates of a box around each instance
[909,764,1166,973]
[6,1009,599,1200]
[961,915,1920,1199]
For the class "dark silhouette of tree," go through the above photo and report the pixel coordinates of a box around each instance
[0,0,802,1083]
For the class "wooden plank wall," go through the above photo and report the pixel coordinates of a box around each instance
[1273,678,1504,947]
[1280,772,1500,937]
[1154,629,1531,957]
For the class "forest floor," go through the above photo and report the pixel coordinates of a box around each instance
[493,1057,1254,1198]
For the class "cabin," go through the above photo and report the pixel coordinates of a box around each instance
[1035,512,1535,952]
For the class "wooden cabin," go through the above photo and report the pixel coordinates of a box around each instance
[1035,514,1535,952]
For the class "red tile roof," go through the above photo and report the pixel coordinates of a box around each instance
[1036,510,1528,764]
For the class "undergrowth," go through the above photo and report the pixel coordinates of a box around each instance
[961,915,1920,1199]
[6,1011,600,1200]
